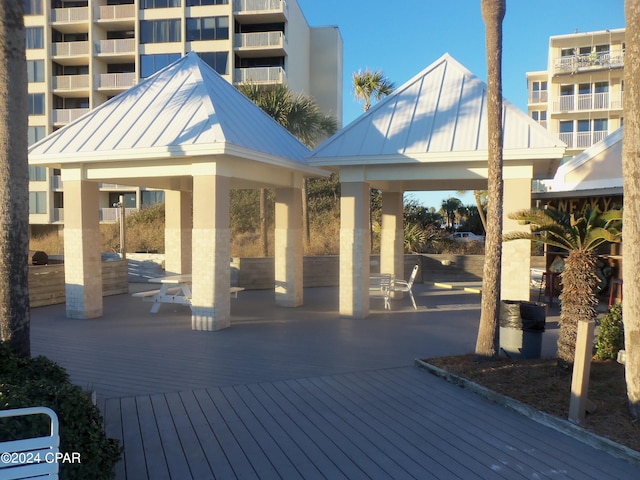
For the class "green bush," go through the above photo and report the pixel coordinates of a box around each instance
[595,303,625,360]
[0,343,122,480]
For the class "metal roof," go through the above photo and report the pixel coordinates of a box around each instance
[309,53,565,166]
[29,52,315,170]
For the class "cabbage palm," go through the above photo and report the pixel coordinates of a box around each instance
[237,83,337,253]
[0,0,30,357]
[504,207,622,367]
[352,69,395,112]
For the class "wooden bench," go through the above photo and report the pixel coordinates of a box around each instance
[0,406,60,480]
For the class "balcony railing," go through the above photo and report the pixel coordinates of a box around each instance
[52,108,90,124]
[234,66,285,84]
[552,91,623,113]
[559,130,608,149]
[94,4,135,21]
[528,90,548,104]
[50,7,89,23]
[234,32,285,49]
[553,51,625,75]
[95,38,136,55]
[53,208,64,223]
[234,0,285,13]
[100,207,138,223]
[52,41,90,57]
[95,72,137,90]
[52,74,90,91]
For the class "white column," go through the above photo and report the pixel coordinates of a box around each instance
[501,175,532,301]
[275,187,303,307]
[62,174,102,319]
[339,181,371,318]
[191,174,230,331]
[380,190,404,297]
[164,189,192,275]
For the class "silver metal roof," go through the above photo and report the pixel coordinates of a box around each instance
[29,52,313,167]
[310,53,565,165]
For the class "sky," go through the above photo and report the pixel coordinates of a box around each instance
[297,0,625,210]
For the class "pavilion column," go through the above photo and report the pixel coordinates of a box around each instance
[164,190,192,275]
[340,181,371,318]
[380,190,405,298]
[62,174,102,319]
[191,173,230,331]
[501,174,532,301]
[274,187,303,307]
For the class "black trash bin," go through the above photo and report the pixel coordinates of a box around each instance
[499,300,546,359]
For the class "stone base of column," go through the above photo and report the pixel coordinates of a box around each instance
[191,307,230,331]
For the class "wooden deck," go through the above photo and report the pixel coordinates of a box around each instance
[30,285,639,479]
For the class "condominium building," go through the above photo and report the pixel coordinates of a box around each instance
[527,28,625,158]
[25,0,343,234]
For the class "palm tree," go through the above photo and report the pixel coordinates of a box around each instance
[504,207,622,367]
[352,69,395,112]
[458,189,488,233]
[0,0,31,357]
[623,0,640,421]
[440,197,463,230]
[237,83,338,253]
[475,0,506,361]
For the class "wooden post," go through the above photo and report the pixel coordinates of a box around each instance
[119,195,126,260]
[568,320,596,425]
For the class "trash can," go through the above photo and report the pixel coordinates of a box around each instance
[499,300,546,359]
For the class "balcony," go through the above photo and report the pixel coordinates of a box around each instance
[95,72,137,91]
[94,38,136,58]
[50,7,89,33]
[233,0,287,23]
[94,4,135,24]
[52,108,90,125]
[528,90,548,104]
[100,207,138,223]
[51,41,90,64]
[234,66,285,85]
[559,130,608,150]
[52,74,90,92]
[551,92,624,114]
[553,51,625,75]
[234,32,286,55]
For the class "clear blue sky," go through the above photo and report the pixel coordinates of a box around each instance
[297,0,625,210]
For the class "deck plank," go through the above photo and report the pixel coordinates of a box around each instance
[119,397,149,480]
[134,396,171,480]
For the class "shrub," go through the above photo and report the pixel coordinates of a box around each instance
[595,303,625,360]
[0,343,122,480]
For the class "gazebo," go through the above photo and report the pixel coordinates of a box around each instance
[309,53,567,318]
[29,52,329,331]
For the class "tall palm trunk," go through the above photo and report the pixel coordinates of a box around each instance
[475,0,506,360]
[623,0,640,420]
[557,251,598,367]
[0,0,30,356]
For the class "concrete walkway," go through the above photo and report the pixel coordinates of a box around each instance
[31,284,639,479]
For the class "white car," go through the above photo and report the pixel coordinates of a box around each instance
[449,231,485,243]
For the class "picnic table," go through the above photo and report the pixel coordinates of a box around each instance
[132,274,244,313]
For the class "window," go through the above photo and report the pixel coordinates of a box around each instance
[141,0,181,8]
[27,60,45,83]
[577,119,590,132]
[140,19,181,43]
[595,82,609,93]
[26,27,44,49]
[186,16,229,41]
[596,44,610,53]
[29,166,46,181]
[28,93,45,115]
[560,84,574,96]
[593,118,608,132]
[198,51,229,75]
[28,126,45,145]
[29,192,47,214]
[561,48,574,57]
[559,121,573,133]
[187,0,228,5]
[24,0,42,14]
[578,83,591,95]
[140,53,181,78]
[141,190,165,206]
